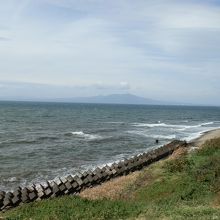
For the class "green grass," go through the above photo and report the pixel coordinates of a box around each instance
[2,138,220,220]
[1,197,142,220]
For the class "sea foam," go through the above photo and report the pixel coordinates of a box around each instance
[127,130,176,140]
[132,122,214,130]
[71,131,102,140]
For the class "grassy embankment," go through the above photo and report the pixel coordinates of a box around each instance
[2,138,220,220]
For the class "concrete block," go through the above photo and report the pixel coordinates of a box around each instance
[52,183,60,195]
[58,183,66,192]
[83,174,93,186]
[81,171,89,180]
[128,157,135,164]
[73,175,83,186]
[71,181,78,189]
[21,194,29,203]
[100,168,108,179]
[127,161,135,171]
[93,169,102,179]
[13,189,21,198]
[118,166,127,175]
[11,196,21,205]
[92,174,99,182]
[86,170,93,177]
[3,198,12,207]
[77,172,83,179]
[36,184,44,193]
[93,167,101,173]
[105,165,112,174]
[41,182,50,190]
[82,177,89,185]
[123,159,129,166]
[0,191,5,203]
[111,168,117,176]
[21,187,29,195]
[4,192,13,199]
[60,177,67,184]
[27,185,35,193]
[0,191,5,196]
[55,178,62,186]
[0,195,4,207]
[66,175,74,183]
[29,192,37,201]
[117,161,123,169]
[44,188,52,197]
[37,190,45,199]
[65,181,73,191]
[103,165,112,180]
[112,163,120,174]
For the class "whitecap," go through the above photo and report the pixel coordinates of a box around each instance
[182,127,220,142]
[106,121,125,124]
[132,122,214,130]
[132,123,164,127]
[127,130,176,140]
[71,131,102,140]
[3,177,17,182]
[151,134,176,140]
[201,122,214,126]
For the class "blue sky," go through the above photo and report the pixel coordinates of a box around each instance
[0,0,220,105]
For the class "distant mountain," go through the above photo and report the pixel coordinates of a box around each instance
[53,94,173,105]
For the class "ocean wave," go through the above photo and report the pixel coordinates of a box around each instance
[70,131,103,140]
[3,177,17,182]
[106,121,125,124]
[183,133,203,142]
[127,130,176,140]
[132,123,168,127]
[177,122,214,131]
[151,134,176,139]
[132,122,214,130]
[182,127,220,142]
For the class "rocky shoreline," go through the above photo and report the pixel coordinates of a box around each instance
[0,140,187,212]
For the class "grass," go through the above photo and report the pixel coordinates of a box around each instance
[1,197,142,220]
[2,138,220,220]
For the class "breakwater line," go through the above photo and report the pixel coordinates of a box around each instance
[0,140,187,212]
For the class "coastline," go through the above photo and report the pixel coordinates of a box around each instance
[2,129,220,219]
[190,128,220,147]
[1,128,220,211]
[0,140,186,211]
[80,128,220,200]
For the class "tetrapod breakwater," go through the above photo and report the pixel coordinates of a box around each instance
[0,140,187,212]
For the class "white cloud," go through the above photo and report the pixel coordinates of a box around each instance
[120,82,130,90]
[0,0,219,105]
[161,6,220,29]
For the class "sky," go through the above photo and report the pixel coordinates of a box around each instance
[0,0,220,105]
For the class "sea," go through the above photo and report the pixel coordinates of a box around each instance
[0,101,220,192]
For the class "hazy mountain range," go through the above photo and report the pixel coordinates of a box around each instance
[52,94,178,105]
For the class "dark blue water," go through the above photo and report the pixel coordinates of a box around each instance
[0,101,220,191]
